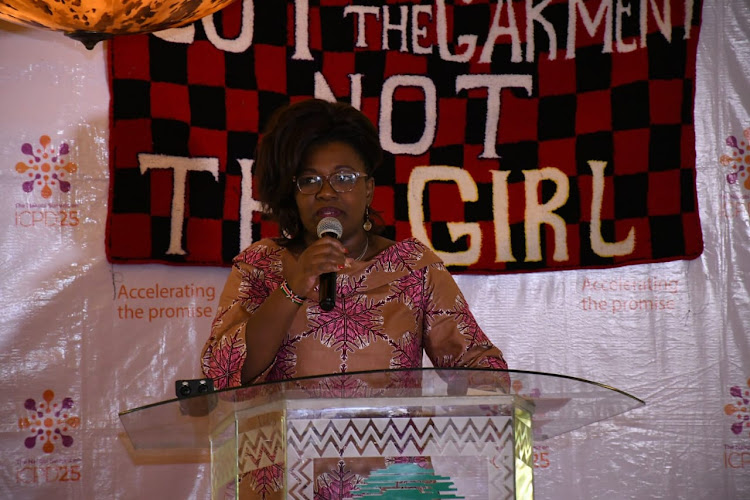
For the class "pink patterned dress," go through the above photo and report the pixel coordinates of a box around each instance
[201,237,506,389]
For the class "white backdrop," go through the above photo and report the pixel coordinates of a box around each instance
[1,1,749,498]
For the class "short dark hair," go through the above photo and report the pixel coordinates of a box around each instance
[255,99,383,245]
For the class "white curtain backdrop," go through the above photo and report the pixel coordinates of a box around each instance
[1,1,748,498]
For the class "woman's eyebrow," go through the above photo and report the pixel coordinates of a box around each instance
[299,164,357,174]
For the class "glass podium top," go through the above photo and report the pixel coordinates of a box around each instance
[119,368,644,450]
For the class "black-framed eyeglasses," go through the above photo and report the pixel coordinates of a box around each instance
[294,171,368,195]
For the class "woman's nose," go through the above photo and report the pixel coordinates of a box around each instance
[315,177,338,198]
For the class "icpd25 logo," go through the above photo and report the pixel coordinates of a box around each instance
[18,389,79,454]
[14,135,77,199]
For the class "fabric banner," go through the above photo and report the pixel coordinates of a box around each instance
[107,0,704,272]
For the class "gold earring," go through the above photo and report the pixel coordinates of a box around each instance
[363,207,372,232]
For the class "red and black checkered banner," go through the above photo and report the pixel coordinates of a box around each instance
[107,0,704,272]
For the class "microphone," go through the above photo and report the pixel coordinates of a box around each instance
[316,217,343,311]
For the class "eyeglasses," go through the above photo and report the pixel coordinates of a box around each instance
[294,171,368,195]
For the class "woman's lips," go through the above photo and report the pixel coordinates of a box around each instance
[316,207,343,218]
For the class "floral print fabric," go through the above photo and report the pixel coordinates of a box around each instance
[201,237,506,389]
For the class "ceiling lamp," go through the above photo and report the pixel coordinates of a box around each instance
[0,0,236,49]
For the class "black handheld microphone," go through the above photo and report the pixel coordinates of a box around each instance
[316,217,343,311]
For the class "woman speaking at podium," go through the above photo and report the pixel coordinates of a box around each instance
[201,98,506,390]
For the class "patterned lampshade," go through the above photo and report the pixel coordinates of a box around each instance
[0,0,235,49]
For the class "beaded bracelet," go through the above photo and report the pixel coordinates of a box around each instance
[280,280,306,306]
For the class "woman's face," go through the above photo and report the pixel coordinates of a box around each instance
[295,141,374,246]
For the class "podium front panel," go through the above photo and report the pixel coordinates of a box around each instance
[213,395,533,500]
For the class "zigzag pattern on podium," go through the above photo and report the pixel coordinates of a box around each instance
[284,416,516,499]
[237,424,285,472]
[487,454,515,500]
[514,414,533,467]
[286,458,313,500]
[287,416,514,458]
[512,411,535,499]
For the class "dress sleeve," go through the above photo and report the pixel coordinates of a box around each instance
[200,243,280,389]
[421,262,508,371]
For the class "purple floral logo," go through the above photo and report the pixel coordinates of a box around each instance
[14,135,77,199]
[18,390,80,453]
[720,129,750,191]
[724,379,750,438]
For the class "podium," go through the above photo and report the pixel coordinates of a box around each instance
[119,369,643,499]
